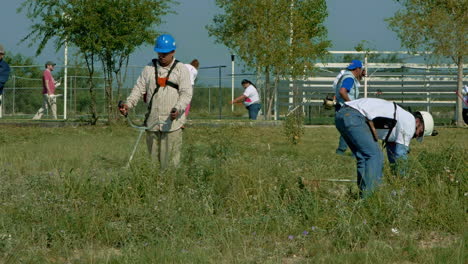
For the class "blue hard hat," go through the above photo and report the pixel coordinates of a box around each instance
[347,60,363,70]
[154,34,176,53]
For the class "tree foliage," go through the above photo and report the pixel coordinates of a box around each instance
[19,0,176,123]
[3,54,44,114]
[387,0,467,126]
[207,0,330,121]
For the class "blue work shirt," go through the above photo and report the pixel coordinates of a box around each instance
[335,70,359,106]
[0,59,11,94]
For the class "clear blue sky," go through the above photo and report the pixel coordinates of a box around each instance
[0,0,402,69]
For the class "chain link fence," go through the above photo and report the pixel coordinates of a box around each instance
[1,64,260,120]
[1,62,465,123]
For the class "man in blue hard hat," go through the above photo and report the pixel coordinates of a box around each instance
[333,59,365,155]
[119,34,193,170]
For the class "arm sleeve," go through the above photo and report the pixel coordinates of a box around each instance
[243,86,253,97]
[192,69,198,83]
[126,66,149,109]
[341,78,354,92]
[174,65,193,113]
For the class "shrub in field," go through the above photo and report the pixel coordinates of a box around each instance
[283,108,304,145]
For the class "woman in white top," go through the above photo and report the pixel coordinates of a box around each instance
[184,59,199,117]
[230,79,261,120]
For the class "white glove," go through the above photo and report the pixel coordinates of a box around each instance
[55,82,61,87]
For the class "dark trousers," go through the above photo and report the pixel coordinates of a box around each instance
[463,108,468,125]
[246,103,261,120]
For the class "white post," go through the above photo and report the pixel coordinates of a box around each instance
[364,54,368,98]
[425,67,430,112]
[231,54,235,112]
[288,0,294,109]
[64,40,68,120]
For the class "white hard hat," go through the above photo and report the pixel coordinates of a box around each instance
[416,111,434,142]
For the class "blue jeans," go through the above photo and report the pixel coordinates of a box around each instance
[386,142,409,176]
[335,106,384,198]
[247,103,261,120]
[336,136,349,154]
[335,104,349,154]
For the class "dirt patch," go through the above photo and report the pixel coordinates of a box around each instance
[417,231,460,249]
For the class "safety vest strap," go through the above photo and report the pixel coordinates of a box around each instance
[144,59,180,125]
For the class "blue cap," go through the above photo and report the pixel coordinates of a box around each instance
[347,60,363,70]
[154,34,176,53]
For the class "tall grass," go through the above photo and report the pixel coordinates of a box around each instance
[0,125,466,263]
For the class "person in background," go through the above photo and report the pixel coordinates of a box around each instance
[230,79,261,120]
[0,44,11,118]
[119,34,192,170]
[184,59,199,117]
[33,61,61,120]
[335,97,435,198]
[334,60,365,155]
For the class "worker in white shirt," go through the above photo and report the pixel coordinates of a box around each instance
[119,34,192,170]
[335,98,435,198]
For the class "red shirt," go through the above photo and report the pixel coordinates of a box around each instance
[42,69,55,94]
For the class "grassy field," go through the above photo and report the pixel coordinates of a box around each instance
[0,124,466,263]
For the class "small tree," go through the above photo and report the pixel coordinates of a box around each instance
[207,0,330,121]
[387,0,467,126]
[19,0,176,124]
[4,54,43,114]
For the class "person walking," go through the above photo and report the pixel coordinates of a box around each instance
[33,61,61,120]
[0,44,11,118]
[335,97,435,198]
[334,60,365,155]
[119,34,192,170]
[184,59,199,117]
[230,79,261,120]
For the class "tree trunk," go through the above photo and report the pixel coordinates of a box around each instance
[266,76,279,121]
[103,60,116,124]
[88,75,98,125]
[264,67,271,120]
[116,56,129,104]
[84,54,98,125]
[455,55,464,127]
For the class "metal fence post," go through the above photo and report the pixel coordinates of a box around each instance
[12,75,16,115]
[231,54,235,112]
[218,66,222,119]
[364,54,368,98]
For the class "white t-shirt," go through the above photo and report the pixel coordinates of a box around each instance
[185,64,198,85]
[243,85,260,106]
[345,98,416,146]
